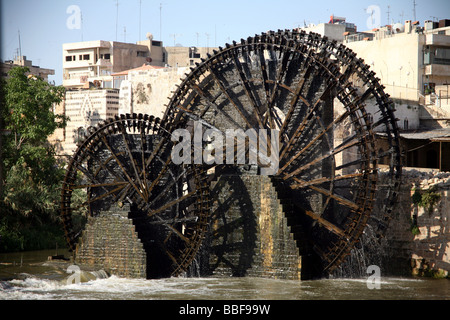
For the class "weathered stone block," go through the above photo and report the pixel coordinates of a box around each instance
[202,173,302,280]
[75,204,147,278]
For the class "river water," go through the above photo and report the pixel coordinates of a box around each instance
[1,250,449,300]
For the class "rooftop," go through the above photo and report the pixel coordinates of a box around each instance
[377,128,450,141]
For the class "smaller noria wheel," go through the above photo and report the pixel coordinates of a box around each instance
[60,113,210,277]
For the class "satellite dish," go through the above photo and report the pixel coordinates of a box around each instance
[393,23,404,33]
[146,33,154,41]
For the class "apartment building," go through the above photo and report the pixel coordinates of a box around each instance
[51,88,120,155]
[0,55,54,82]
[62,35,165,89]
[164,46,217,67]
[344,19,450,171]
[300,15,357,42]
[344,19,450,108]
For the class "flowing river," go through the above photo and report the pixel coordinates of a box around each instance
[1,250,448,300]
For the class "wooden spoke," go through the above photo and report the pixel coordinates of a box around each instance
[147,190,197,217]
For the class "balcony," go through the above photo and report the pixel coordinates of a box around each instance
[425,64,450,76]
[426,34,450,47]
[62,72,90,87]
[95,59,112,67]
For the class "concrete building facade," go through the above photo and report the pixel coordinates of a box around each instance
[113,65,189,119]
[344,20,450,111]
[164,46,217,68]
[62,35,214,89]
[342,19,450,172]
[53,88,120,154]
[300,15,357,42]
[0,55,55,82]
[62,37,165,89]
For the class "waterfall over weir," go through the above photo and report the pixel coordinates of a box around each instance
[332,225,386,279]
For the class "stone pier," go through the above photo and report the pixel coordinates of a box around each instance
[200,171,302,280]
[74,204,147,278]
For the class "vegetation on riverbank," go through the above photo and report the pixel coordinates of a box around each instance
[0,66,68,252]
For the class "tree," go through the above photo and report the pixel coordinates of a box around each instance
[0,66,68,252]
[3,67,66,150]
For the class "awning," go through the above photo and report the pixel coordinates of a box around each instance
[376,128,450,141]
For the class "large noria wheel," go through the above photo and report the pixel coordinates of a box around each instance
[60,114,210,278]
[162,30,401,276]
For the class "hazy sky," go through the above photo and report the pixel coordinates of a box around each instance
[1,0,449,85]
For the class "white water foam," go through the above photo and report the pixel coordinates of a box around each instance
[0,275,447,300]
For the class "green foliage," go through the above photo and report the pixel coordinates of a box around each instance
[411,186,441,215]
[420,187,441,214]
[3,67,66,149]
[409,186,442,236]
[410,222,421,236]
[0,66,68,252]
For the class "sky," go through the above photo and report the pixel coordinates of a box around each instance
[1,0,449,85]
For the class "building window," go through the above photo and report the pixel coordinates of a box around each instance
[152,40,162,47]
[83,54,90,60]
[424,47,450,66]
[137,51,147,57]
[101,53,111,60]
[65,55,76,62]
[189,48,201,59]
[424,82,436,94]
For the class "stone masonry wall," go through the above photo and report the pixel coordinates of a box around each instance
[379,168,450,277]
[202,172,302,280]
[75,204,147,278]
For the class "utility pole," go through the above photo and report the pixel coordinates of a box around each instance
[387,5,391,25]
[139,0,142,41]
[18,30,22,62]
[160,3,162,41]
[170,34,181,46]
[115,0,119,41]
[205,33,210,54]
[81,11,84,41]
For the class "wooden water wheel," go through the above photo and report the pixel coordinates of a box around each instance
[61,30,401,278]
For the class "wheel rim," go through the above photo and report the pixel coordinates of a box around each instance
[162,31,401,275]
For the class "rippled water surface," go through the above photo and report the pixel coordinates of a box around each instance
[1,250,449,300]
